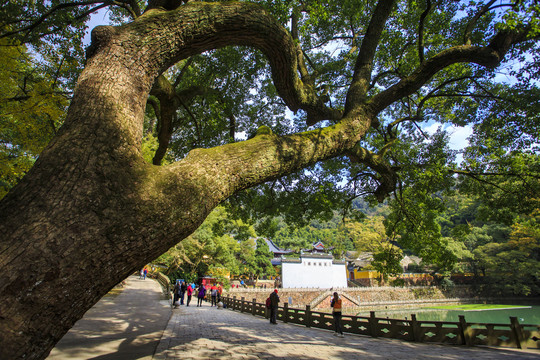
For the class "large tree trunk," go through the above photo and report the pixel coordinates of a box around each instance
[0,3,374,359]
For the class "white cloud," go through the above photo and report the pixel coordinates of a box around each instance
[235,131,247,141]
[447,125,473,151]
[423,122,441,136]
[423,122,472,151]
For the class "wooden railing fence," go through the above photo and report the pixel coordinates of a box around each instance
[154,272,171,295]
[221,296,540,350]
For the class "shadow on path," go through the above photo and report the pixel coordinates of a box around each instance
[154,302,540,360]
[46,277,539,360]
[48,276,171,360]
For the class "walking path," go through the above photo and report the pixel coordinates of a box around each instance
[49,276,540,359]
[156,303,539,360]
[48,275,171,360]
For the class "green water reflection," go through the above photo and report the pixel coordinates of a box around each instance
[358,305,540,324]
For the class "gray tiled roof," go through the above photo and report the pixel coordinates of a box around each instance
[265,239,293,254]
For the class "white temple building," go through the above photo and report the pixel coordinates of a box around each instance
[281,253,347,288]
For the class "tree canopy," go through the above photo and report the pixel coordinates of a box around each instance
[0,1,539,359]
[157,206,276,284]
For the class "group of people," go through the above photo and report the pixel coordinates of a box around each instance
[173,281,222,308]
[139,268,148,280]
[174,281,344,338]
[266,290,344,338]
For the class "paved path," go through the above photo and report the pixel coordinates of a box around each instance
[48,276,540,359]
[156,304,540,360]
[48,275,171,360]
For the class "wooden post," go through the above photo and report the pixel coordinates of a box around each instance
[410,314,419,342]
[241,297,245,313]
[459,315,472,346]
[233,296,237,311]
[252,298,257,316]
[305,305,312,328]
[351,313,359,334]
[510,317,526,349]
[283,303,289,323]
[369,311,378,338]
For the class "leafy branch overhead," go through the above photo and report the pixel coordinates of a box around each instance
[3,1,538,207]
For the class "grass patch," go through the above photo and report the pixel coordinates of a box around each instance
[427,304,530,311]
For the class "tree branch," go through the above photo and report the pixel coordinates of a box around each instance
[146,97,160,135]
[73,1,376,210]
[173,57,194,88]
[417,0,432,64]
[128,0,142,18]
[463,0,498,45]
[346,143,398,202]
[369,69,401,90]
[345,0,397,114]
[1,1,109,41]
[414,75,482,111]
[368,27,534,114]
[142,3,341,125]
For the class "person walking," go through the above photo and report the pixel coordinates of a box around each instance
[172,280,181,308]
[197,284,206,307]
[180,281,187,305]
[210,285,218,307]
[186,283,193,306]
[269,289,280,324]
[217,284,223,303]
[331,292,344,337]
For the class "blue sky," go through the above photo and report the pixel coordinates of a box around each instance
[83,8,109,45]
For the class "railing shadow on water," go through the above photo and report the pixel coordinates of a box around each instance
[221,296,540,351]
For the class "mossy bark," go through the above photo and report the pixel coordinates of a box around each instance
[0,3,374,359]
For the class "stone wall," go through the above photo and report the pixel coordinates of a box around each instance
[312,294,357,310]
[224,285,480,312]
[225,289,321,308]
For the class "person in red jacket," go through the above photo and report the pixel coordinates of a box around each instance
[186,284,193,306]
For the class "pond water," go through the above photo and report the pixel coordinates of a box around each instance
[357,305,540,325]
